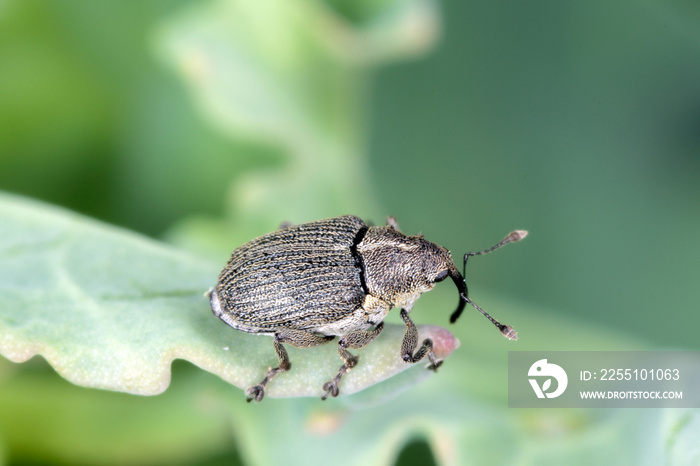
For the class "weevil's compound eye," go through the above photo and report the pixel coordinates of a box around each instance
[434,270,449,283]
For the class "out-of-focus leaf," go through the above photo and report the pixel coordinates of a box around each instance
[155,0,439,140]
[223,384,672,466]
[154,0,441,247]
[662,409,700,465]
[0,359,234,466]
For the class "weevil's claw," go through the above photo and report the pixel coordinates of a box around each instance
[427,360,443,372]
[246,385,265,402]
[321,380,340,400]
[427,352,443,372]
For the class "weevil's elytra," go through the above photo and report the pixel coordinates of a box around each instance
[210,215,527,402]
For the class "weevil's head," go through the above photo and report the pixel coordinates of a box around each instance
[358,225,521,341]
[408,238,518,341]
[358,226,463,312]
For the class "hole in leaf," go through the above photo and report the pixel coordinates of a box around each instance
[394,437,436,466]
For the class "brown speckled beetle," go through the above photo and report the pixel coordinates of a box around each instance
[209,215,527,402]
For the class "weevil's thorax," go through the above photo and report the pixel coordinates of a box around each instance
[357,226,455,311]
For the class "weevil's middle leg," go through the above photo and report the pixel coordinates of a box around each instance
[247,329,333,402]
[400,309,442,371]
[322,323,384,400]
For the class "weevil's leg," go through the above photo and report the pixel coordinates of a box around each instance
[386,216,400,231]
[246,330,334,402]
[399,309,442,371]
[322,323,384,400]
[246,337,289,403]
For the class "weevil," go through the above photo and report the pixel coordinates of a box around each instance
[209,216,527,402]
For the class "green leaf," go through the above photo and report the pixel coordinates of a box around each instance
[0,191,458,399]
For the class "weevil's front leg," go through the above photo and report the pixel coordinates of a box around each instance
[400,309,442,371]
[386,216,400,231]
[322,323,384,400]
[247,329,334,402]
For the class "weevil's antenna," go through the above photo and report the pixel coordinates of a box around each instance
[461,293,518,340]
[461,230,528,279]
[448,230,527,339]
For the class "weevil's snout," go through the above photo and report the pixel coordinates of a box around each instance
[448,263,467,324]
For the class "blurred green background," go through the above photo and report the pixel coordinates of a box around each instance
[1,0,699,464]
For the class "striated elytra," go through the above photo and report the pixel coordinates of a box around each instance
[209,216,527,402]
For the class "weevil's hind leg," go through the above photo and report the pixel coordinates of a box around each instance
[246,337,289,403]
[322,323,384,400]
[247,330,334,402]
[399,309,442,371]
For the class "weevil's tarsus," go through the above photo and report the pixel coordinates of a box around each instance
[321,367,346,400]
[322,323,384,400]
